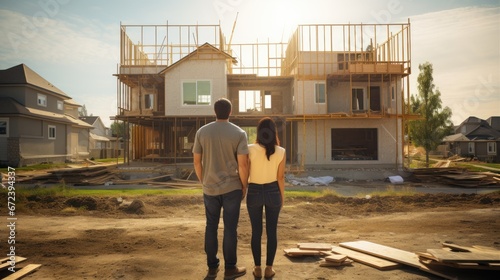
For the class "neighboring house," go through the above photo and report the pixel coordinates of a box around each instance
[443,116,500,162]
[114,22,412,169]
[79,116,113,159]
[0,64,92,167]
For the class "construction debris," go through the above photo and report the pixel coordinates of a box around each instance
[14,164,202,189]
[409,167,500,187]
[285,240,500,279]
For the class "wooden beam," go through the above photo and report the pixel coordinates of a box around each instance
[3,264,42,280]
[331,245,400,270]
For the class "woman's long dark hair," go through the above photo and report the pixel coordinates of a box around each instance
[255,117,280,160]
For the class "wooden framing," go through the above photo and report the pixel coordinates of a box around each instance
[114,21,414,169]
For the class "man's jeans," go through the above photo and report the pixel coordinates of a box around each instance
[204,189,242,269]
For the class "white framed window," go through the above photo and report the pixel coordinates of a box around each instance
[37,93,47,107]
[351,88,365,110]
[0,118,8,137]
[264,91,272,109]
[468,142,475,154]
[57,100,64,110]
[239,90,261,112]
[145,94,154,109]
[48,125,56,139]
[182,80,211,105]
[315,83,326,104]
[487,142,497,155]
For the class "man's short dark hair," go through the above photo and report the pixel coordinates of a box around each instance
[214,98,231,120]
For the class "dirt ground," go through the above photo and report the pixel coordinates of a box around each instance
[1,189,500,280]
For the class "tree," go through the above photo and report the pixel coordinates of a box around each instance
[110,121,126,138]
[78,104,92,117]
[409,62,454,167]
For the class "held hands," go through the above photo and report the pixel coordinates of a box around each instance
[241,185,247,200]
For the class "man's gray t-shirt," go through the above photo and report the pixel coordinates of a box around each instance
[193,121,249,196]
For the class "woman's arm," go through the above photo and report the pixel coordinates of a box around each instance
[277,153,286,207]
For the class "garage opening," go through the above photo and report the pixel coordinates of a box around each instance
[331,128,378,160]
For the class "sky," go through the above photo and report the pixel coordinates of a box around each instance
[0,0,499,127]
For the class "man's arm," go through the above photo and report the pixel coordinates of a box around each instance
[193,152,203,183]
[237,153,249,199]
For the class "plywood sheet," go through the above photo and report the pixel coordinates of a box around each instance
[331,246,400,270]
[340,240,421,268]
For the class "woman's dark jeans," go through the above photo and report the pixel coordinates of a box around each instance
[246,182,282,266]
[204,189,242,269]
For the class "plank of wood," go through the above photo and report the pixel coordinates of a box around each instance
[441,242,474,252]
[283,248,325,257]
[324,254,348,263]
[297,242,332,251]
[318,259,353,267]
[427,248,500,263]
[472,245,500,253]
[420,258,500,271]
[0,257,27,271]
[331,246,400,271]
[339,240,459,280]
[3,264,42,280]
[340,240,421,268]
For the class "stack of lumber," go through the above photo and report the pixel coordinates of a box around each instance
[284,243,353,268]
[16,166,190,187]
[0,256,41,280]
[15,165,202,188]
[417,242,500,271]
[284,242,332,257]
[285,240,500,279]
[410,167,500,187]
[16,165,114,184]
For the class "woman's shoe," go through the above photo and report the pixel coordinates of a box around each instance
[253,266,262,278]
[264,266,275,278]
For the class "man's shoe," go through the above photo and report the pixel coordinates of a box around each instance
[206,267,219,278]
[224,266,246,279]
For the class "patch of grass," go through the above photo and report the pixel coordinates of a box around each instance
[357,185,417,197]
[94,158,124,163]
[285,189,333,198]
[455,162,500,173]
[407,157,440,169]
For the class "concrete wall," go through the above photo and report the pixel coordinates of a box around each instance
[293,80,328,115]
[296,118,403,168]
[164,59,227,116]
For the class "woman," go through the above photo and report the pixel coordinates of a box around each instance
[246,117,286,279]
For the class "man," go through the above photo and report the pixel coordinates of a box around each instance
[193,98,249,279]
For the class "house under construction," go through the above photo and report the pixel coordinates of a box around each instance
[114,20,412,170]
